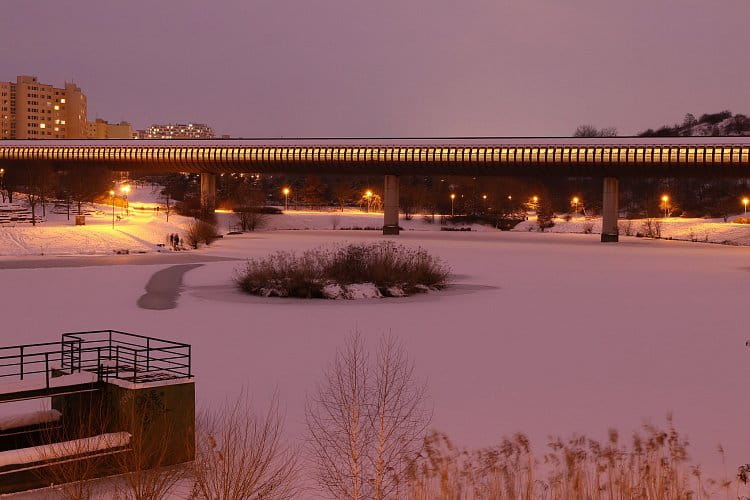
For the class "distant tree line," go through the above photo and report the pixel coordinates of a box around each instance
[639,110,750,137]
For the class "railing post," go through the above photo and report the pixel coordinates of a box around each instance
[115,345,120,380]
[77,339,82,372]
[19,346,24,380]
[109,331,113,360]
[134,350,139,383]
[45,352,50,389]
[97,346,102,382]
[187,345,192,378]
[146,338,151,373]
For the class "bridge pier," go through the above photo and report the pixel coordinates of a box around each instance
[383,175,400,235]
[601,177,619,242]
[200,173,216,212]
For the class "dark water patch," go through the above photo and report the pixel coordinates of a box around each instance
[137,264,204,310]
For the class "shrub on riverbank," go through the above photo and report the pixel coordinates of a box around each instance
[235,242,450,299]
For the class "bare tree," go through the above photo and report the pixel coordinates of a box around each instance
[369,336,431,500]
[306,333,431,500]
[191,391,300,499]
[573,125,617,138]
[307,334,371,500]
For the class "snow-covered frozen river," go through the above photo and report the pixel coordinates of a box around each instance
[1,230,748,476]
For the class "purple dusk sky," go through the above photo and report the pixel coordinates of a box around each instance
[2,0,748,137]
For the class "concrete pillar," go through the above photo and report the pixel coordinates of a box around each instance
[601,177,619,242]
[200,173,216,212]
[383,175,400,235]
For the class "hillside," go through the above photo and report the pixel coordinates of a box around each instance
[638,110,750,137]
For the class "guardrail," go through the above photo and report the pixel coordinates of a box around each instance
[0,330,192,391]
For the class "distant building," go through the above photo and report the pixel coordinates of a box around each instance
[87,118,134,139]
[0,75,88,139]
[142,123,215,139]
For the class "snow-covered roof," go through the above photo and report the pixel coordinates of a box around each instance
[1,137,750,147]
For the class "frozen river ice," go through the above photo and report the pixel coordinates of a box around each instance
[1,230,748,477]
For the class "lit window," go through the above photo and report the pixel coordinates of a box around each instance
[39,123,46,129]
[60,98,66,103]
[54,105,59,110]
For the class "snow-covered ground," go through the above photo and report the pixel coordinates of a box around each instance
[1,229,749,490]
[0,184,193,256]
[4,189,750,256]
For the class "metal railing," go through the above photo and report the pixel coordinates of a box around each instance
[0,330,192,392]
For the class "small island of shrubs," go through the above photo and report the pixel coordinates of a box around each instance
[235,241,450,299]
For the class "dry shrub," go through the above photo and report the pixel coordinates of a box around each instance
[191,392,299,500]
[402,416,747,499]
[185,220,220,248]
[235,208,268,232]
[234,242,450,298]
[641,219,663,239]
[618,220,634,236]
[733,217,750,224]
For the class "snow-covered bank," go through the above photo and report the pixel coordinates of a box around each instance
[1,230,749,481]
[512,213,750,245]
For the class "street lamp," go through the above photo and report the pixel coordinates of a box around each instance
[450,193,456,217]
[120,184,131,216]
[364,190,373,212]
[571,196,580,214]
[109,190,116,229]
[282,187,290,211]
[743,197,749,214]
[661,194,670,218]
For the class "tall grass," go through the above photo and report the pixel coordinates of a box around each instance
[401,417,748,499]
[234,241,450,298]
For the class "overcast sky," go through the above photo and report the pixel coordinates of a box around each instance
[2,1,748,137]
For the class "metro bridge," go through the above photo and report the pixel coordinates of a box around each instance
[2,137,750,242]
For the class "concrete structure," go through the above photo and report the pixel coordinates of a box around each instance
[383,174,400,235]
[601,177,619,242]
[0,75,88,139]
[0,330,195,494]
[200,173,217,211]
[141,123,215,139]
[2,137,750,239]
[87,119,134,139]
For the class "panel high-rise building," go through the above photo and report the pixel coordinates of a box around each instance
[0,75,88,139]
[141,123,215,139]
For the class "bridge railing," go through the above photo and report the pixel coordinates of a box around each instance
[0,331,192,392]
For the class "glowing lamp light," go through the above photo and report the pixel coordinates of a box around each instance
[743,197,749,214]
[661,195,669,203]
[365,190,373,198]
[532,196,539,203]
[572,196,579,204]
[121,185,131,194]
[282,187,290,196]
[109,190,115,196]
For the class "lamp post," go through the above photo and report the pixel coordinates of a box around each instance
[282,187,290,211]
[109,190,116,229]
[743,197,749,215]
[121,185,131,216]
[450,193,456,217]
[365,190,373,212]
[571,196,580,214]
[661,195,670,218]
